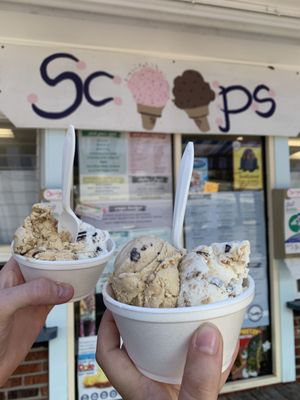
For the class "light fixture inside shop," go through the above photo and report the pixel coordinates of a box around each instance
[237,136,243,141]
[288,139,300,147]
[0,128,14,138]
[290,151,300,160]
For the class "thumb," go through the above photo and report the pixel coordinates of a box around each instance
[179,323,223,400]
[0,277,74,315]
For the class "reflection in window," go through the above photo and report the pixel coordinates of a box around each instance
[289,138,300,187]
[0,128,39,244]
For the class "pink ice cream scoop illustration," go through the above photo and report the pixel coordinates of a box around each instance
[127,66,170,130]
[173,70,215,132]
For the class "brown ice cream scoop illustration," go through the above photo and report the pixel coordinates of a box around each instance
[173,70,215,132]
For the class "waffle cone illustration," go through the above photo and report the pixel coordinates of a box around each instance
[185,105,210,132]
[173,70,215,132]
[127,65,170,130]
[137,104,164,130]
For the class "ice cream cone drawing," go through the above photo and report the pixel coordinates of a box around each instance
[172,70,215,132]
[127,65,170,130]
[185,105,210,131]
[136,104,164,130]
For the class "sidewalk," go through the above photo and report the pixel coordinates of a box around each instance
[220,382,300,399]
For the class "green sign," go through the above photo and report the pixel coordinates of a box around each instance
[289,213,300,233]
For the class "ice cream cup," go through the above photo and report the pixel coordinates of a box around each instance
[12,238,115,302]
[103,275,255,384]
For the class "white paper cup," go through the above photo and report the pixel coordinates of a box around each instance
[12,238,115,302]
[103,276,255,384]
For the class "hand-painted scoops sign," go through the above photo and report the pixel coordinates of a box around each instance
[0,44,299,136]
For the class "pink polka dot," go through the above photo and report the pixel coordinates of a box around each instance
[27,93,38,104]
[216,117,223,126]
[212,81,220,89]
[76,60,86,70]
[113,76,122,85]
[114,97,122,106]
[251,101,258,111]
[269,88,276,97]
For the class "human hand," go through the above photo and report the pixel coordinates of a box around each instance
[97,310,239,400]
[0,258,74,386]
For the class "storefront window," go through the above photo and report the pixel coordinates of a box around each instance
[74,132,273,399]
[182,135,272,381]
[0,128,39,246]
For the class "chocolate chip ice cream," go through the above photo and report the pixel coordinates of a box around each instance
[178,241,250,306]
[13,203,110,261]
[110,235,185,308]
[110,236,250,309]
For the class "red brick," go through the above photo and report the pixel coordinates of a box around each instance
[24,374,48,385]
[295,338,300,347]
[295,327,300,337]
[1,377,22,389]
[14,362,44,375]
[7,388,38,399]
[24,350,48,362]
[296,347,300,357]
[42,362,48,371]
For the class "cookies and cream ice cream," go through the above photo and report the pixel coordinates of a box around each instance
[13,203,110,261]
[178,241,250,307]
[110,236,250,308]
[110,235,185,308]
[172,70,215,132]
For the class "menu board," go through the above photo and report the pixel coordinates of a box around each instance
[184,190,269,328]
[79,131,172,202]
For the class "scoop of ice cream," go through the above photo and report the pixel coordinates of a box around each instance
[13,203,110,261]
[173,70,215,109]
[127,66,170,107]
[110,235,185,308]
[178,241,250,306]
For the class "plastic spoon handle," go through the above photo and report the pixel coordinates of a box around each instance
[58,125,80,241]
[171,142,194,249]
[62,125,76,214]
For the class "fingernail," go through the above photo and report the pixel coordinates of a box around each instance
[57,283,73,299]
[194,324,219,355]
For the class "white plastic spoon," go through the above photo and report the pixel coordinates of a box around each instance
[58,125,80,242]
[171,141,194,249]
